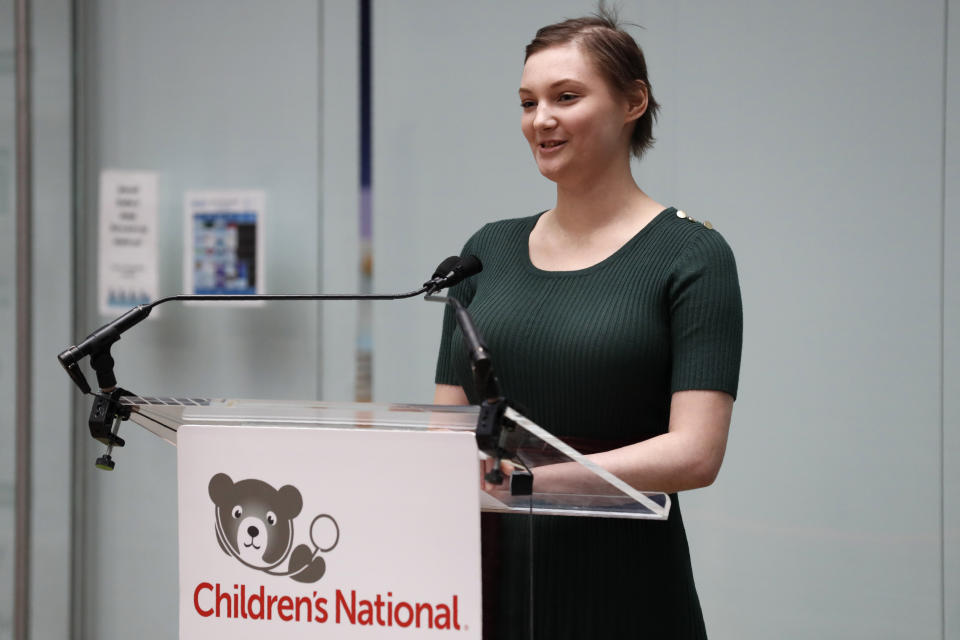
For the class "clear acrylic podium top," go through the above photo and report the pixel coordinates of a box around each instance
[120,395,670,521]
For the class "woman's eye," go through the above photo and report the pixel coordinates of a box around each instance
[520,100,536,109]
[558,93,578,102]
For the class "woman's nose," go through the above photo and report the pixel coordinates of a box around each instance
[533,104,556,130]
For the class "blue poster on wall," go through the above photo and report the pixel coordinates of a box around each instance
[184,191,265,297]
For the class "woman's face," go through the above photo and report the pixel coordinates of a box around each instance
[519,43,638,185]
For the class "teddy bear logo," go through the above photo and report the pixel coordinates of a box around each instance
[208,473,339,583]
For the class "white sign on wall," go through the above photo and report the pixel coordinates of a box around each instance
[178,425,482,639]
[98,170,159,316]
[184,190,265,298]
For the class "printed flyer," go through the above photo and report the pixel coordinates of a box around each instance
[184,190,265,298]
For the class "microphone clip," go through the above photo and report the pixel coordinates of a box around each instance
[476,397,532,495]
[89,387,133,471]
[475,396,511,458]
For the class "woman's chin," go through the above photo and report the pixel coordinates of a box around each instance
[536,161,567,183]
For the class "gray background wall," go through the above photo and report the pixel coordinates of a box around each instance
[0,1,955,638]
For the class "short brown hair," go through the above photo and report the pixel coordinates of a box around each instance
[525,7,659,158]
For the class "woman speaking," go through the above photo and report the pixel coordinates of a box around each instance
[434,8,742,639]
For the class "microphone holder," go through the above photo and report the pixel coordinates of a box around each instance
[88,388,133,470]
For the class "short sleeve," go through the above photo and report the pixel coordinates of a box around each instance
[667,229,743,398]
[434,230,482,386]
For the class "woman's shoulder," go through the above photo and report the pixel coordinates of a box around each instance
[650,209,739,290]
[651,208,736,260]
[477,212,543,236]
[461,212,543,252]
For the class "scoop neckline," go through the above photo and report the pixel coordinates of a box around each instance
[523,206,676,277]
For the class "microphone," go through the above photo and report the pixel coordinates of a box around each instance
[448,255,482,287]
[423,256,462,292]
[423,255,483,294]
[58,304,153,393]
[423,255,482,293]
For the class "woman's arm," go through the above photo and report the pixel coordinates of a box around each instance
[435,384,732,493]
[589,389,733,493]
[434,384,470,405]
[526,389,733,495]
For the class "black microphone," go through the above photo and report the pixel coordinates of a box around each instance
[425,255,482,293]
[423,256,462,293]
[58,304,154,393]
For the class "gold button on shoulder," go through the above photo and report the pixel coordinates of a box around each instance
[677,209,711,227]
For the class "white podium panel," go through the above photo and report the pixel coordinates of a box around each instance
[178,425,481,639]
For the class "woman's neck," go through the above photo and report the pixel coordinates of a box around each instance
[551,164,654,235]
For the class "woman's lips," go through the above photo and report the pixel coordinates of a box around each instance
[538,140,567,153]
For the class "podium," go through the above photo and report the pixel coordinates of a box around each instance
[114,395,669,639]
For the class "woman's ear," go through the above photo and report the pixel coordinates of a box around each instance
[625,79,648,123]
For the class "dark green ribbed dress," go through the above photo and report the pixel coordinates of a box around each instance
[435,207,742,639]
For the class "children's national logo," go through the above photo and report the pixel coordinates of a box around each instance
[208,473,339,583]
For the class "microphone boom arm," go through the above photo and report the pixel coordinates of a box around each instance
[58,288,430,472]
[57,255,482,472]
[57,288,430,396]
